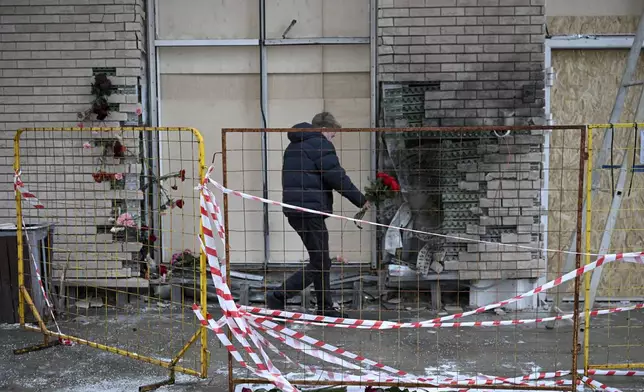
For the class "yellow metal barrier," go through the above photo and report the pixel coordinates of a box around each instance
[584,123,644,373]
[13,127,208,388]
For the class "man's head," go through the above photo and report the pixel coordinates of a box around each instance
[312,112,341,141]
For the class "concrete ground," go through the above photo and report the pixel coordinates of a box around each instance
[1,301,643,392]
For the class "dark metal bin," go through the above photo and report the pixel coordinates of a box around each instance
[0,223,54,324]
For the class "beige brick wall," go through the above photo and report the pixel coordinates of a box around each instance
[0,0,146,223]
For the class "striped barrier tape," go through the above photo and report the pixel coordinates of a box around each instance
[204,173,644,327]
[13,170,71,346]
[242,302,644,330]
[587,370,644,377]
[205,174,644,330]
[14,170,44,209]
[196,167,635,392]
[581,376,623,392]
[204,175,602,257]
[240,251,644,330]
[197,185,297,392]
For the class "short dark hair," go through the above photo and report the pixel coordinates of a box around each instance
[312,112,341,128]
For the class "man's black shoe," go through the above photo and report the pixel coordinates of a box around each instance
[317,308,350,319]
[266,291,286,311]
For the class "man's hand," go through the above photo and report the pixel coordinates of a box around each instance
[363,200,371,210]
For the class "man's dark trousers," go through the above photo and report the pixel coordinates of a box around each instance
[281,215,334,311]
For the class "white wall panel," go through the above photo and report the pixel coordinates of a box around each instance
[267,45,370,74]
[265,72,371,264]
[159,74,263,263]
[157,0,259,39]
[265,0,370,38]
[156,2,373,263]
[159,47,259,74]
[322,0,370,37]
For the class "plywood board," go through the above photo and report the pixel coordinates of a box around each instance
[547,16,638,35]
[546,0,644,17]
[550,48,644,297]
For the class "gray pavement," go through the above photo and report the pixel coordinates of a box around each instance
[1,302,643,392]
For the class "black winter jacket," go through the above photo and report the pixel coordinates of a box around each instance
[282,122,367,217]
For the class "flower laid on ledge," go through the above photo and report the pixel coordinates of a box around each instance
[91,170,124,184]
[115,212,136,228]
[170,249,199,271]
[353,171,401,229]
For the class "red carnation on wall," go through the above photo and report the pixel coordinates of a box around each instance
[113,140,126,157]
[175,199,184,209]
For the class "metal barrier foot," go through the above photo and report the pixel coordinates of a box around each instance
[139,374,175,392]
[13,339,61,355]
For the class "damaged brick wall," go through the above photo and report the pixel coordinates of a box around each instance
[377,0,546,280]
[377,0,545,127]
[454,134,546,280]
[0,0,146,223]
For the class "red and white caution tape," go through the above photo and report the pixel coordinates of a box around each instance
[205,175,605,257]
[195,167,639,392]
[240,252,644,330]
[204,174,644,327]
[587,370,644,377]
[13,170,71,346]
[197,183,298,392]
[582,376,624,392]
[14,170,44,209]
[243,302,644,330]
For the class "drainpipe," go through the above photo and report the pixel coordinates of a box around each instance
[259,0,270,267]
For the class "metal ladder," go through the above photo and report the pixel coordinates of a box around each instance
[546,11,644,329]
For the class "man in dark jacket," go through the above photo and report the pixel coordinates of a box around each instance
[267,112,368,317]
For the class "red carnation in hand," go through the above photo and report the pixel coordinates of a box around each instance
[175,199,184,209]
[389,179,400,191]
[148,233,157,243]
